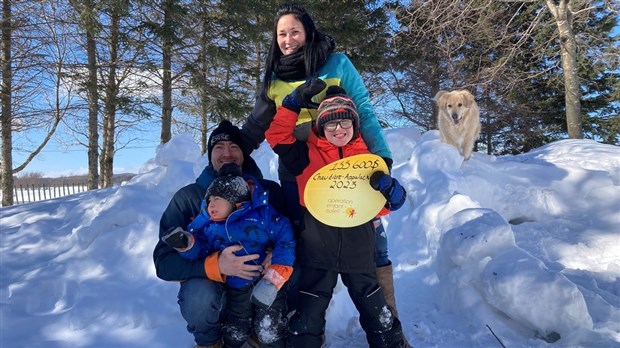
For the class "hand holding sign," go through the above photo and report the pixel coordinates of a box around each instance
[303,154,389,228]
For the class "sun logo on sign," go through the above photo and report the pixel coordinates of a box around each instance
[346,207,356,218]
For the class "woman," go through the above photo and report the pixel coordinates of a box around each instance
[241,4,408,345]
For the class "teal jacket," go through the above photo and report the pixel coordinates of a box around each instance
[242,53,391,181]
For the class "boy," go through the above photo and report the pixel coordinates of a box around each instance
[162,163,295,348]
[265,83,407,347]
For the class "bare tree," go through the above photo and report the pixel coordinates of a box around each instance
[1,0,14,206]
[545,0,583,139]
[99,3,122,188]
[2,0,73,206]
[69,0,100,190]
[12,0,73,175]
[159,0,174,144]
[64,0,152,188]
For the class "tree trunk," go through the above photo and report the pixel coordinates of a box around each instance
[85,0,99,190]
[201,96,208,155]
[101,7,120,188]
[1,0,14,206]
[482,85,492,154]
[160,0,173,144]
[430,60,442,131]
[199,22,208,154]
[546,0,582,139]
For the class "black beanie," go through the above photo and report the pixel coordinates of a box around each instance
[207,120,247,162]
[205,163,250,205]
[315,86,359,137]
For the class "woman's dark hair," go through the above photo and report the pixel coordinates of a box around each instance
[262,3,328,93]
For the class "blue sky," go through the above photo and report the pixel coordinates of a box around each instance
[13,136,160,178]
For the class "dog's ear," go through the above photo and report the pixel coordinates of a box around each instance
[434,90,448,109]
[460,90,475,107]
[433,90,448,104]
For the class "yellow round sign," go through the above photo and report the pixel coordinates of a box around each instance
[303,154,389,228]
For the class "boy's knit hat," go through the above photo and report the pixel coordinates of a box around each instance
[316,86,359,137]
[205,163,250,205]
[208,120,247,162]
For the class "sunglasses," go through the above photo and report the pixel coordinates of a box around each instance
[323,119,353,132]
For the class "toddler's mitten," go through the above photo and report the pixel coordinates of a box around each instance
[251,267,288,308]
[282,78,326,113]
[370,171,407,211]
[251,278,278,309]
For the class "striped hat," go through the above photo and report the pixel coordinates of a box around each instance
[316,86,359,137]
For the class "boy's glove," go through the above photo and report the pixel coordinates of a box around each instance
[370,171,406,211]
[251,267,287,308]
[161,226,192,249]
[282,78,326,113]
[382,157,393,171]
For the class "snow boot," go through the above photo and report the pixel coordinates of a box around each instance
[243,334,260,348]
[376,263,413,348]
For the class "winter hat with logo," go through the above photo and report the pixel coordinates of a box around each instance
[315,86,359,137]
[205,163,250,206]
[207,120,247,162]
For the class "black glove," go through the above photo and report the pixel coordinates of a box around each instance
[370,171,406,211]
[382,157,393,171]
[282,78,327,113]
[161,226,190,249]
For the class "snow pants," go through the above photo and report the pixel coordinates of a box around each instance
[288,267,404,348]
[222,284,288,348]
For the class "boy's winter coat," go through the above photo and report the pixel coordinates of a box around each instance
[265,105,377,273]
[181,175,295,289]
[266,106,370,207]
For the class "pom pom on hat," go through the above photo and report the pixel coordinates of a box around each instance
[315,86,359,137]
[205,163,250,205]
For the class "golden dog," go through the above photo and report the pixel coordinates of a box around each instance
[434,90,481,160]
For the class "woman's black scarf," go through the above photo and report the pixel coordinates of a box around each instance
[274,35,335,81]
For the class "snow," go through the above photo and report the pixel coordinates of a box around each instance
[1,128,619,348]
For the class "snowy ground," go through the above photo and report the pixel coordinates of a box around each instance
[1,128,619,348]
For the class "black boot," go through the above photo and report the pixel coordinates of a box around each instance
[287,289,331,348]
[352,286,404,348]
